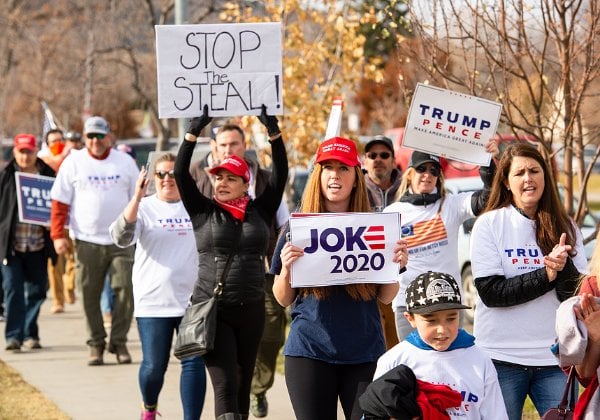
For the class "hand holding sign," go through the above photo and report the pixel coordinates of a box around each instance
[187,104,212,137]
[258,104,280,137]
[393,238,409,269]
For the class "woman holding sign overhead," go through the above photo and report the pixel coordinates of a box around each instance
[383,140,499,341]
[272,137,408,420]
[174,104,287,420]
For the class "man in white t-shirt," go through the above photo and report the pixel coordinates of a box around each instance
[50,116,139,366]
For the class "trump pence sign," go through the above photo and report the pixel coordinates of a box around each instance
[289,212,400,288]
[15,172,54,227]
[155,22,282,118]
[403,83,502,166]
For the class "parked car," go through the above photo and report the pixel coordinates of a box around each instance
[450,177,598,326]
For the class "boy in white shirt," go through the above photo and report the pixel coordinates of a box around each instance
[373,271,508,419]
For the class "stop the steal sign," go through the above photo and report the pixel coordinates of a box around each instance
[289,212,400,287]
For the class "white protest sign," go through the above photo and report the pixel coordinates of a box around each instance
[324,97,344,140]
[155,22,283,118]
[403,83,502,166]
[289,212,400,288]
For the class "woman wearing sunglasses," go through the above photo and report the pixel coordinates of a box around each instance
[383,141,498,341]
[109,153,206,420]
[174,104,288,420]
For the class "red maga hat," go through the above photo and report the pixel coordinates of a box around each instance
[209,155,250,183]
[315,137,361,167]
[14,134,37,151]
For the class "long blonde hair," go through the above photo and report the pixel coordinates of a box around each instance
[297,162,377,301]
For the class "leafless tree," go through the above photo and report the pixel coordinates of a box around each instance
[406,0,600,237]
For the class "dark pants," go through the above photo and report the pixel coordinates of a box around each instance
[251,274,286,396]
[2,250,48,343]
[285,356,376,420]
[204,299,265,417]
[75,239,134,347]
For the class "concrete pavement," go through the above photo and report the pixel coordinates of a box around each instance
[0,299,300,419]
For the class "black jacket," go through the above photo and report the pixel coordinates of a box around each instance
[175,137,288,306]
[0,158,57,264]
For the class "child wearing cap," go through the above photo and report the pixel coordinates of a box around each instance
[373,271,508,419]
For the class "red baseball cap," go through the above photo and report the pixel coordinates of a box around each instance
[315,137,361,167]
[14,134,37,151]
[209,155,250,183]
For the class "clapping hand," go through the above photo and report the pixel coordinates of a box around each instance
[574,293,600,343]
[187,104,212,137]
[545,233,571,282]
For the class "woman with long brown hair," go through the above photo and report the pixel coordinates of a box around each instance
[470,142,587,419]
[272,137,408,420]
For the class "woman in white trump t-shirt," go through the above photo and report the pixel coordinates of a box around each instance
[110,153,205,420]
[470,142,587,419]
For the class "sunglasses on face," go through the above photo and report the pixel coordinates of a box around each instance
[415,165,441,177]
[367,151,392,160]
[155,170,175,179]
[86,133,106,140]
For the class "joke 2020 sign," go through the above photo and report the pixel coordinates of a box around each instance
[155,22,282,118]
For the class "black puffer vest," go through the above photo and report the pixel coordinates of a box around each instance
[191,201,269,306]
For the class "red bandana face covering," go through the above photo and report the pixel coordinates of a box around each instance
[213,194,250,221]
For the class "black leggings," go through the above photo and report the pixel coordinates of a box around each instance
[285,356,376,420]
[203,300,265,417]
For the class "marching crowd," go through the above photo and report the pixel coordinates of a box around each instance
[1,108,598,420]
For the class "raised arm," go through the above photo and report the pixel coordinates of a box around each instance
[174,105,213,216]
[255,105,288,215]
[471,139,499,216]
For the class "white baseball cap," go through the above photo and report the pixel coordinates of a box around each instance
[84,116,110,135]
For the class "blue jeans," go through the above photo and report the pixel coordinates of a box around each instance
[2,251,48,343]
[100,275,113,314]
[137,317,206,420]
[493,360,568,419]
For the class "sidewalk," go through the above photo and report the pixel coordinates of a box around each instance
[0,299,297,419]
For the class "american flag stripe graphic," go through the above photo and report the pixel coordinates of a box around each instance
[405,216,447,248]
[365,226,386,250]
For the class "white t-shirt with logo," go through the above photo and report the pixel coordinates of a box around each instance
[384,192,474,308]
[51,148,139,244]
[374,341,508,419]
[109,195,198,317]
[471,205,587,365]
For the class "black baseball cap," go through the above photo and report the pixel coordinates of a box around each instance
[365,135,394,154]
[409,151,441,169]
[406,271,471,314]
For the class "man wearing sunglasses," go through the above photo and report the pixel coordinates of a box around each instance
[362,135,403,350]
[50,115,139,366]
